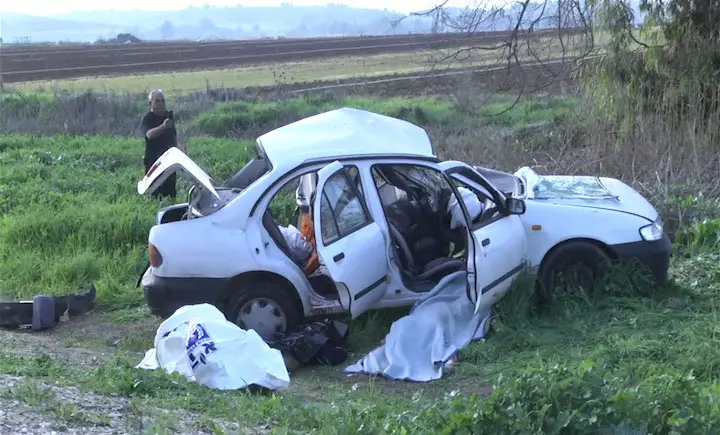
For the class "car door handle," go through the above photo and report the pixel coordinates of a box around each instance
[482,238,490,247]
[333,252,345,262]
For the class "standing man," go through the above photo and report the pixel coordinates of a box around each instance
[140,89,177,199]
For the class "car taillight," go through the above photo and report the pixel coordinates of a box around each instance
[149,243,163,267]
[146,161,160,177]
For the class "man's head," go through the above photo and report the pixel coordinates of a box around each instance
[148,89,166,114]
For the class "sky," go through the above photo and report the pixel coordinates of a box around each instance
[0,0,473,17]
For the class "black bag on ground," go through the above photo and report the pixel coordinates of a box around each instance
[268,319,349,366]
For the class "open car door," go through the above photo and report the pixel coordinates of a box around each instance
[438,168,482,313]
[137,147,220,200]
[440,160,527,313]
[313,161,389,318]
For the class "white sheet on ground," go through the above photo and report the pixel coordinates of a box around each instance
[136,303,290,391]
[344,270,491,382]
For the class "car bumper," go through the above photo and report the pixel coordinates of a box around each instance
[141,268,229,318]
[610,234,672,285]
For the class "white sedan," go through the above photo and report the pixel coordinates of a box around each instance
[137,107,671,340]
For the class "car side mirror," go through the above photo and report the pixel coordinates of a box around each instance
[506,197,526,215]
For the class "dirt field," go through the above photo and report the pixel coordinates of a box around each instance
[1,29,584,83]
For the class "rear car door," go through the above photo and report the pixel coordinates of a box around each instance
[313,161,389,318]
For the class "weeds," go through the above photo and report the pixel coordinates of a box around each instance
[1,86,720,432]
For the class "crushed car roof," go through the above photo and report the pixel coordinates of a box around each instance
[256,107,437,170]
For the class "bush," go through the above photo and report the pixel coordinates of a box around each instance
[193,95,461,137]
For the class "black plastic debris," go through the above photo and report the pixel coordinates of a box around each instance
[0,283,97,331]
[268,319,350,368]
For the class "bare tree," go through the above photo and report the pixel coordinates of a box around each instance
[394,0,599,111]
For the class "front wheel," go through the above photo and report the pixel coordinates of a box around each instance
[227,279,302,341]
[538,241,612,303]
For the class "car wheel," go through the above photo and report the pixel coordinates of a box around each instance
[227,279,302,341]
[31,295,57,331]
[538,241,612,303]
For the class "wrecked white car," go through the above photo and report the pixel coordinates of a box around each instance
[137,107,671,340]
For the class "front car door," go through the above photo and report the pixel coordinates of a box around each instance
[313,161,389,318]
[439,161,528,307]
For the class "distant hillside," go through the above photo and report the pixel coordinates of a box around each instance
[0,2,640,44]
[1,5,432,43]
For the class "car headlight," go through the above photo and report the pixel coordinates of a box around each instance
[640,218,664,241]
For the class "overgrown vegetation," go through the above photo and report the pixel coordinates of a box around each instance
[0,134,256,305]
[4,7,720,425]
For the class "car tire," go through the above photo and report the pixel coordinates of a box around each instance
[226,278,302,341]
[538,241,612,303]
[31,295,57,331]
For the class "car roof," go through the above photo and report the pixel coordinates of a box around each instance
[255,107,437,170]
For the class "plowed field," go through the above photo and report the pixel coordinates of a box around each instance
[1,29,584,82]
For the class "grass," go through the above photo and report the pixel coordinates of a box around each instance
[191,95,464,137]
[0,134,257,305]
[1,250,720,433]
[2,90,720,432]
[0,95,473,304]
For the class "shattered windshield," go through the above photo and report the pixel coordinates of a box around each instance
[531,175,617,200]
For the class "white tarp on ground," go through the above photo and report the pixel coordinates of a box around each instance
[136,304,290,391]
[344,270,491,382]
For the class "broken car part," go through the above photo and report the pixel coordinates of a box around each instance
[0,283,97,331]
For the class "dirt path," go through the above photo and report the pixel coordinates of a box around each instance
[0,310,264,434]
[0,307,495,433]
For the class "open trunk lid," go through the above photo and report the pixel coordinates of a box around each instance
[137,147,220,200]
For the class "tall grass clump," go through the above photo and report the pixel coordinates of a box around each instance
[0,133,256,307]
[0,90,147,136]
[0,88,216,137]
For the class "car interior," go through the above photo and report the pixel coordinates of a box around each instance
[370,164,469,292]
[261,163,483,302]
[261,170,343,302]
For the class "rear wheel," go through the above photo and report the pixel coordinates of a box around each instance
[538,241,612,303]
[226,278,302,341]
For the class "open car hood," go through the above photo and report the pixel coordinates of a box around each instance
[514,166,657,221]
[137,147,220,200]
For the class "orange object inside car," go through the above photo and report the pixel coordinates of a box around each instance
[299,211,319,275]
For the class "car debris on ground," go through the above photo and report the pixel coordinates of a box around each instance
[136,303,352,391]
[266,318,350,370]
[0,283,97,331]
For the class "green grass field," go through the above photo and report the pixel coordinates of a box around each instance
[1,93,720,433]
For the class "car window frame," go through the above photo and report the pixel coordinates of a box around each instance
[449,172,511,230]
[318,166,373,247]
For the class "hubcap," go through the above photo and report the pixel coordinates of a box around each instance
[236,297,287,340]
[554,262,596,295]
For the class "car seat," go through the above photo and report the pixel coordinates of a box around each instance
[387,221,465,282]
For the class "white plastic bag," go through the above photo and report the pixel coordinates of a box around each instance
[136,304,290,391]
[447,187,484,229]
[279,224,313,263]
